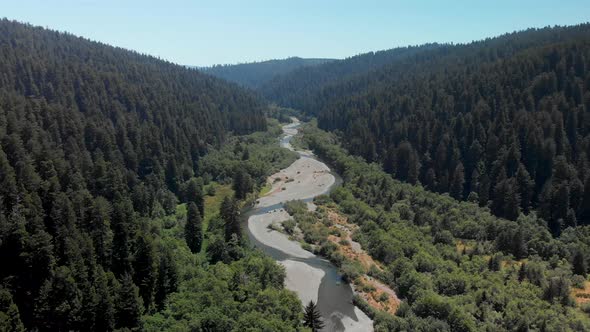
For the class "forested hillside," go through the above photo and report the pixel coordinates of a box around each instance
[300,123,590,331]
[265,24,590,231]
[0,20,301,331]
[201,57,333,89]
[260,43,441,109]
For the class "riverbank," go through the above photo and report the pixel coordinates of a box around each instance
[246,119,373,332]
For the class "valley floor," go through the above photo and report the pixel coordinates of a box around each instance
[246,119,373,332]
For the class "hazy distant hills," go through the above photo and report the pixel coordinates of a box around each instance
[200,57,335,89]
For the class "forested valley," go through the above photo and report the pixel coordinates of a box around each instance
[0,20,303,331]
[3,15,590,332]
[294,123,590,330]
[263,24,590,232]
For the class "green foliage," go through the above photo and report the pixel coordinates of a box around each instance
[144,254,303,331]
[203,57,334,89]
[142,123,305,330]
[0,18,271,330]
[303,300,324,331]
[198,121,298,190]
[0,288,24,332]
[184,202,203,253]
[114,274,144,331]
[299,123,590,330]
[265,24,590,231]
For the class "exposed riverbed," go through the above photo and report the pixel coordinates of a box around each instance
[245,119,373,332]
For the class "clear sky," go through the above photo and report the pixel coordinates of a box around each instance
[3,0,589,66]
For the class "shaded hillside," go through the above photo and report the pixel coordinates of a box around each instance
[202,57,334,89]
[0,19,301,331]
[265,24,590,230]
[260,43,441,109]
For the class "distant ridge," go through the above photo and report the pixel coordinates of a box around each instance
[200,57,335,89]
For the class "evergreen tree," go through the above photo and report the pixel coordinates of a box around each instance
[154,249,178,310]
[112,199,135,276]
[580,177,590,225]
[89,196,113,267]
[184,178,204,216]
[233,168,254,199]
[133,234,157,311]
[0,288,24,332]
[165,159,179,195]
[185,202,203,253]
[34,266,83,331]
[115,274,143,331]
[516,164,535,213]
[93,268,115,332]
[573,250,587,276]
[303,300,324,331]
[0,147,17,212]
[450,162,465,200]
[221,197,241,242]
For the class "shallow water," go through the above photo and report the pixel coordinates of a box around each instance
[245,120,372,332]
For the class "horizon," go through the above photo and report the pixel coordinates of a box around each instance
[3,0,590,67]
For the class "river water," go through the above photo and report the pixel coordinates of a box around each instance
[245,120,373,331]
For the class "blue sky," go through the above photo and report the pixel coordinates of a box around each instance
[3,0,589,66]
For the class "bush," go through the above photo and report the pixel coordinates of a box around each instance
[282,219,296,235]
[581,302,590,314]
[359,281,376,293]
[412,292,451,320]
[341,261,364,283]
[301,242,313,252]
[319,241,338,256]
[314,195,332,205]
[206,185,216,196]
[571,274,586,289]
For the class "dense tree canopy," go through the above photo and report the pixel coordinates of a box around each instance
[0,19,285,331]
[202,57,334,89]
[264,24,590,230]
[300,124,590,331]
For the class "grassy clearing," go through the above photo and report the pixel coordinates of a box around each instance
[259,181,272,197]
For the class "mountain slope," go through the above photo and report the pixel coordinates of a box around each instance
[201,57,334,89]
[264,24,590,229]
[0,19,300,331]
[260,43,441,110]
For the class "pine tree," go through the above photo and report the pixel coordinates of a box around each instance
[185,202,203,253]
[580,177,590,225]
[34,266,83,331]
[233,168,254,199]
[0,288,25,332]
[115,274,143,331]
[512,227,528,259]
[184,178,204,216]
[90,196,113,267]
[155,249,178,310]
[303,300,324,331]
[516,164,535,213]
[0,146,17,212]
[133,234,157,311]
[221,197,241,242]
[573,250,587,276]
[450,162,465,200]
[112,199,135,276]
[165,160,179,195]
[94,267,115,332]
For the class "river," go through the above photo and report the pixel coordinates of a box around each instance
[245,119,373,332]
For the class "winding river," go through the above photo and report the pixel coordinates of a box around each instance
[245,119,373,332]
